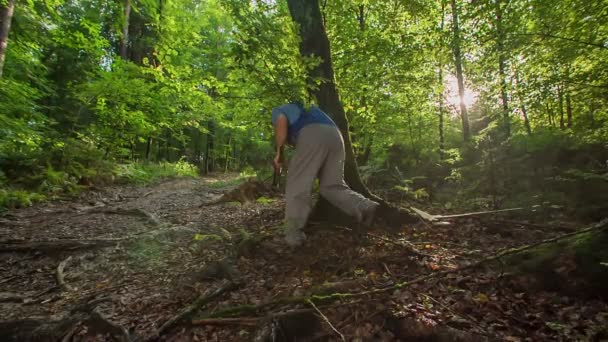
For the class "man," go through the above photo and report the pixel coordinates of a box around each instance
[272,102,379,246]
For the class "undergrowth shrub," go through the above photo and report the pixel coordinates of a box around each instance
[114,159,199,185]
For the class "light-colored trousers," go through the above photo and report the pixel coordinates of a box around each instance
[285,124,376,232]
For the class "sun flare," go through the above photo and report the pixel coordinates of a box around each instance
[445,74,478,110]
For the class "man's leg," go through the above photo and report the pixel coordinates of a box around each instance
[317,126,379,222]
[284,127,328,246]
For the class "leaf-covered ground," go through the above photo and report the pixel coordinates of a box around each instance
[1,175,607,341]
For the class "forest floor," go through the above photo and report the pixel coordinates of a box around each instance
[1,174,607,341]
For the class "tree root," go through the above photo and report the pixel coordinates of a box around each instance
[56,256,73,291]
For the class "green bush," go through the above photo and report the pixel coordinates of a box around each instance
[114,159,199,185]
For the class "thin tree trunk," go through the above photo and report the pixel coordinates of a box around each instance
[286,0,370,197]
[558,84,565,129]
[546,102,554,127]
[0,0,16,78]
[438,0,446,154]
[495,0,510,137]
[206,121,214,173]
[566,91,573,128]
[450,0,471,141]
[120,0,131,60]
[145,137,153,161]
[514,68,531,135]
[224,135,231,173]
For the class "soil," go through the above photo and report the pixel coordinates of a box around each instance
[1,174,607,341]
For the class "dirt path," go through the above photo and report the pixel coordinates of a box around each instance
[1,176,606,341]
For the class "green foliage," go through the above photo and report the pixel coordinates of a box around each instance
[114,160,198,185]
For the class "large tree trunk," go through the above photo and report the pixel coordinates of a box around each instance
[286,0,369,196]
[450,0,471,141]
[120,0,131,60]
[286,0,416,225]
[0,0,16,79]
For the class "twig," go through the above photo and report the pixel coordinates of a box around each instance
[152,279,240,338]
[366,232,432,258]
[56,256,73,291]
[307,299,345,341]
[191,317,259,327]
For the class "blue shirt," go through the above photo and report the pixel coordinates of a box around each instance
[271,104,303,126]
[271,104,337,144]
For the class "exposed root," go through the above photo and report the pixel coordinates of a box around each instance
[56,256,73,291]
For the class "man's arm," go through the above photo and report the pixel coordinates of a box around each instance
[273,114,288,170]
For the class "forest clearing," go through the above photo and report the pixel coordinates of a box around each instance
[1,0,607,341]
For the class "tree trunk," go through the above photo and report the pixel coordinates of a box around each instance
[438,0,446,154]
[546,102,554,128]
[145,137,152,161]
[120,0,131,60]
[450,0,471,141]
[514,68,531,135]
[558,84,565,129]
[286,0,416,224]
[286,0,369,196]
[206,121,215,174]
[566,91,573,128]
[0,0,16,79]
[495,0,510,138]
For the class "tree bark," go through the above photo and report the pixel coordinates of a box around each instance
[450,0,471,141]
[120,0,131,60]
[0,0,16,79]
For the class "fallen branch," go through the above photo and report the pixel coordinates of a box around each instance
[191,317,259,327]
[411,207,524,222]
[56,256,73,291]
[307,299,345,341]
[152,279,240,339]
